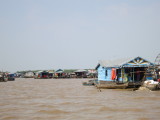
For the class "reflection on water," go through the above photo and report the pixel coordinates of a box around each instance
[0,78,160,120]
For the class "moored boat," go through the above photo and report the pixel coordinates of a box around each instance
[95,81,129,89]
[82,79,97,86]
[143,80,160,91]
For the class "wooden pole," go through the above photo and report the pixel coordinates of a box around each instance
[121,68,123,83]
[133,68,135,82]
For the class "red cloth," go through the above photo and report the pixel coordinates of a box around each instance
[111,68,116,80]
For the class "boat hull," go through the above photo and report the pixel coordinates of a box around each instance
[95,81,128,89]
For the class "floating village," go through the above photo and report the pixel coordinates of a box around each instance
[0,69,97,81]
[1,54,160,91]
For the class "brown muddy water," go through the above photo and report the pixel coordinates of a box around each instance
[0,78,160,120]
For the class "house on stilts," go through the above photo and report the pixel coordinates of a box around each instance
[95,56,154,89]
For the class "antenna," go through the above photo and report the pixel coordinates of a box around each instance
[154,53,160,68]
[153,53,160,79]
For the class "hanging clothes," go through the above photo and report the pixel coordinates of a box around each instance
[111,68,116,80]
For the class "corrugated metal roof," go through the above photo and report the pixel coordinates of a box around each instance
[74,69,87,72]
[98,58,132,68]
[56,69,63,73]
[96,56,154,69]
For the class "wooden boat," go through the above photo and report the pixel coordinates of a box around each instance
[95,81,129,89]
[82,80,97,86]
[82,82,94,86]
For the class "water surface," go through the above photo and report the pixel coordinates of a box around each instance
[0,78,160,120]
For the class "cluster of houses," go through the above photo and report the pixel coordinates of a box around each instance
[94,56,160,90]
[16,69,97,79]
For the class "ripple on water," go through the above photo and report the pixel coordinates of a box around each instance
[37,109,69,114]
[133,96,160,100]
[138,118,150,120]
[99,106,145,112]
[1,116,19,120]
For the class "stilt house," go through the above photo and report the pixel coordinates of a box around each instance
[95,57,154,85]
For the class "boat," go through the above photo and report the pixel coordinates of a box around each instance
[82,80,94,86]
[146,84,160,91]
[95,81,129,89]
[143,80,160,91]
[82,79,98,86]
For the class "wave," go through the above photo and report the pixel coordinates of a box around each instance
[37,109,69,114]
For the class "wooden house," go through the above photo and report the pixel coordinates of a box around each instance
[74,69,88,78]
[34,71,49,79]
[95,57,154,88]
[24,71,35,78]
[54,69,65,78]
[48,70,54,78]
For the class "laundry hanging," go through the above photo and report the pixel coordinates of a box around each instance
[111,68,116,80]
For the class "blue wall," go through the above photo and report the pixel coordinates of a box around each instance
[97,66,112,81]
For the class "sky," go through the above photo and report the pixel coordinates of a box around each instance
[0,0,160,72]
